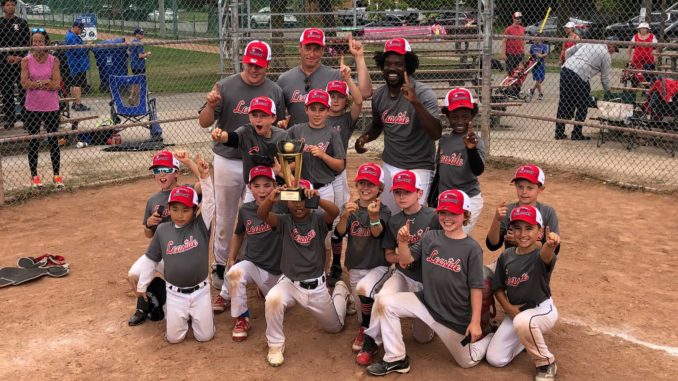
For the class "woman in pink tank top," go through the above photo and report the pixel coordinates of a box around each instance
[20,29,63,189]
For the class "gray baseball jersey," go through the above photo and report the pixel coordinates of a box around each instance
[234,201,284,275]
[277,210,330,281]
[383,206,441,282]
[492,247,557,306]
[410,231,485,335]
[372,79,440,170]
[145,214,211,288]
[286,123,346,185]
[227,124,287,183]
[488,201,560,251]
[338,204,391,270]
[142,190,172,226]
[326,113,357,155]
[277,65,341,124]
[209,74,286,159]
[438,133,486,197]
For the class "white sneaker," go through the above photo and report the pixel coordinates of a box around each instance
[535,363,557,380]
[76,141,88,148]
[267,345,285,367]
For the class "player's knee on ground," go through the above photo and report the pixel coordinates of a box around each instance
[166,329,188,344]
[193,324,216,342]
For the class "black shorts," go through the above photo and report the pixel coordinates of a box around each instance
[70,72,88,88]
[131,68,146,75]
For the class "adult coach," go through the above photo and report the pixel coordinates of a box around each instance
[277,28,372,126]
[502,11,525,75]
[354,38,442,213]
[198,40,286,290]
[555,40,616,140]
[65,20,90,111]
[0,0,30,129]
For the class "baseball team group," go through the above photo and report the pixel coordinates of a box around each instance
[127,27,563,380]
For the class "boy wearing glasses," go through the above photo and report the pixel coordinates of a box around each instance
[127,150,202,326]
[0,0,30,129]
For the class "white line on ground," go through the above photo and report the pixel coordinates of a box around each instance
[561,317,678,357]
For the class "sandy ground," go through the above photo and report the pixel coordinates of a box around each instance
[1,157,677,380]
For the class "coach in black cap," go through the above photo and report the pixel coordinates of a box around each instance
[0,0,30,129]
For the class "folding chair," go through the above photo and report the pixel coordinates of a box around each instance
[108,74,162,139]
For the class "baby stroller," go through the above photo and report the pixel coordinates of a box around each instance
[642,78,678,124]
[621,62,655,89]
[496,56,540,102]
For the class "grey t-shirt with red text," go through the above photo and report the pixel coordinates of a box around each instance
[277,210,329,281]
[340,204,391,270]
[145,215,210,288]
[234,201,284,275]
[326,113,357,155]
[438,132,486,197]
[372,79,440,170]
[230,124,287,183]
[411,231,485,335]
[286,123,345,185]
[210,74,286,159]
[276,65,341,125]
[383,206,441,282]
[492,247,557,306]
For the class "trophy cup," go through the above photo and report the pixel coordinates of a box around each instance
[276,139,305,201]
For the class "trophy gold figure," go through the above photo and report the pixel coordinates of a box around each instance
[276,139,305,201]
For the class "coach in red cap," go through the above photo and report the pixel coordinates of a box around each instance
[197,39,287,291]
[277,28,372,126]
[354,38,442,214]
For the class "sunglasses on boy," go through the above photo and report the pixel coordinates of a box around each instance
[32,27,46,33]
[152,167,176,175]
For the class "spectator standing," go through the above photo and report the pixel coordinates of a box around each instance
[65,20,90,111]
[528,34,549,100]
[0,0,30,129]
[502,12,526,75]
[628,22,657,71]
[556,41,617,140]
[560,21,580,65]
[20,29,63,189]
[129,27,151,75]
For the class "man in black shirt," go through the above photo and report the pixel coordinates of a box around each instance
[0,0,30,128]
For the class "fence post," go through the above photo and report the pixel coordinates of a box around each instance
[0,152,4,205]
[480,0,494,153]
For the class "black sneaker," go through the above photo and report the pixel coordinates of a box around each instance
[366,356,410,376]
[571,134,591,141]
[128,309,147,326]
[554,133,567,140]
[72,104,91,112]
[535,362,557,380]
[327,264,343,287]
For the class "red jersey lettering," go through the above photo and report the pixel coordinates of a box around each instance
[166,236,199,255]
[349,220,371,237]
[246,220,272,235]
[382,110,411,125]
[291,227,317,245]
[233,100,249,115]
[290,90,307,103]
[506,272,530,287]
[439,152,464,166]
[426,249,462,272]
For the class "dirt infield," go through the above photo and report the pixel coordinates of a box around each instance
[1,157,677,380]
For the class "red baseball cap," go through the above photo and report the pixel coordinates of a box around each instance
[168,186,199,208]
[354,163,384,186]
[298,179,313,190]
[512,164,546,186]
[384,38,412,55]
[242,40,272,68]
[326,80,350,97]
[300,28,325,46]
[391,170,422,193]
[510,205,544,226]
[249,96,277,116]
[435,189,470,215]
[305,89,331,108]
[444,87,476,112]
[149,150,179,170]
[248,165,276,183]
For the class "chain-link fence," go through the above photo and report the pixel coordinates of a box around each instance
[0,0,676,204]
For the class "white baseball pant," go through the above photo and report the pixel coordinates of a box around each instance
[381,162,433,215]
[213,155,245,265]
[486,298,558,368]
[365,269,434,343]
[372,292,493,368]
[219,260,281,317]
[332,170,350,208]
[464,193,484,235]
[128,254,164,288]
[265,275,349,348]
[243,186,255,203]
[349,266,391,322]
[165,280,215,343]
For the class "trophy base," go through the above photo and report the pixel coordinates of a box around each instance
[280,189,302,202]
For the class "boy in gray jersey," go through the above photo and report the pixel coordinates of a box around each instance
[276,28,371,127]
[354,38,442,214]
[135,153,216,344]
[364,190,492,376]
[257,180,350,367]
[487,206,561,381]
[198,40,285,290]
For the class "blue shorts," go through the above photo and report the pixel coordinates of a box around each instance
[532,64,545,82]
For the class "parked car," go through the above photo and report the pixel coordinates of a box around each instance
[338,7,368,26]
[30,4,50,15]
[527,16,601,38]
[148,9,178,22]
[250,7,298,28]
[606,11,678,41]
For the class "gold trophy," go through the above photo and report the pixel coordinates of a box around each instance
[277,139,305,201]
